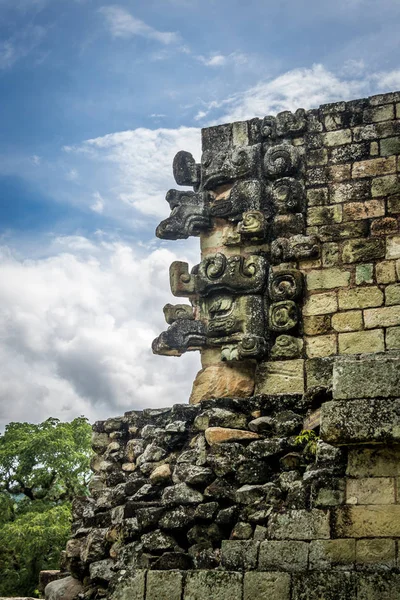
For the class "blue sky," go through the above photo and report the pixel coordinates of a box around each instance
[0,0,399,428]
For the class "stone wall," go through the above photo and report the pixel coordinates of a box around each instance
[59,92,400,600]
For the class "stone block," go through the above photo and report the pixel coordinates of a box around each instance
[357,573,400,599]
[338,287,383,310]
[364,104,395,123]
[346,478,395,505]
[146,572,183,600]
[321,399,400,445]
[189,363,255,404]
[243,572,290,600]
[322,242,340,267]
[318,222,369,242]
[184,572,243,600]
[307,205,342,226]
[356,539,396,569]
[376,260,397,283]
[268,509,330,540]
[347,446,400,477]
[371,174,400,197]
[305,357,334,388]
[333,505,400,537]
[309,539,355,570]
[330,180,370,204]
[303,315,331,336]
[386,237,400,264]
[291,572,356,600]
[380,136,400,156]
[305,335,337,358]
[385,283,400,305]
[205,427,259,445]
[343,200,385,221]
[356,264,374,285]
[333,354,400,399]
[258,540,309,572]
[371,217,399,237]
[112,571,145,600]
[255,360,304,395]
[353,124,378,141]
[338,329,384,354]
[341,239,385,264]
[352,157,396,178]
[303,292,338,316]
[307,187,328,206]
[220,540,259,571]
[306,268,350,290]
[324,129,352,146]
[364,306,400,328]
[331,311,363,333]
[386,326,400,349]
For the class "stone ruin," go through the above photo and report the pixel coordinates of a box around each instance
[50,91,400,600]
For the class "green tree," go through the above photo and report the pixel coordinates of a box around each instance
[0,417,92,597]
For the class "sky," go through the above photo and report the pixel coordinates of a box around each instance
[0,0,400,428]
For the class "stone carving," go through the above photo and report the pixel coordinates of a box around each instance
[153,116,319,364]
[156,190,210,240]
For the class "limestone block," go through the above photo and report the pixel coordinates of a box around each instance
[388,195,400,214]
[346,478,395,505]
[341,238,385,264]
[371,174,400,198]
[267,509,330,540]
[305,356,334,388]
[318,221,368,242]
[307,205,342,226]
[343,199,385,221]
[308,539,355,570]
[323,129,352,146]
[205,427,259,445]
[322,242,339,267]
[331,311,363,332]
[386,235,400,259]
[338,287,383,310]
[321,399,400,445]
[184,571,242,600]
[146,571,183,600]
[386,326,400,349]
[220,540,259,571]
[352,156,396,178]
[386,283,400,306]
[338,329,384,354]
[111,571,145,600]
[364,104,395,123]
[291,572,356,600]
[189,363,255,404]
[347,446,400,477]
[303,292,338,316]
[306,268,350,290]
[329,164,351,183]
[243,572,290,600]
[371,217,399,237]
[364,306,400,328]
[355,264,374,285]
[330,180,370,204]
[303,315,331,335]
[333,505,400,537]
[333,353,400,399]
[255,360,304,395]
[305,334,337,358]
[380,136,400,156]
[376,260,397,283]
[356,539,396,569]
[357,573,400,599]
[258,540,309,571]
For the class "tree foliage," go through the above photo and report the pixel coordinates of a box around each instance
[0,417,92,597]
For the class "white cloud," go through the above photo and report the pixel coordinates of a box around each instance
[0,237,200,430]
[90,191,105,213]
[0,24,46,70]
[197,52,249,68]
[64,126,201,219]
[99,5,180,45]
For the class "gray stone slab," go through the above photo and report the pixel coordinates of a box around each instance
[146,571,183,600]
[184,571,242,600]
[321,398,400,445]
[243,572,291,600]
[333,353,400,400]
[259,540,309,571]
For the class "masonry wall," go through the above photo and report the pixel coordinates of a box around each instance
[60,92,400,600]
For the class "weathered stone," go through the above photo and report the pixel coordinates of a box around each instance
[184,571,242,600]
[386,235,400,259]
[268,509,330,540]
[45,577,83,600]
[255,359,304,394]
[159,506,195,530]
[333,354,400,399]
[189,363,255,404]
[353,156,396,178]
[305,356,334,388]
[194,502,218,521]
[346,477,395,505]
[356,538,396,569]
[386,326,400,349]
[306,334,337,358]
[162,483,204,506]
[291,572,356,600]
[355,263,374,284]
[347,445,400,477]
[331,310,363,332]
[309,539,355,570]
[150,464,171,485]
[146,571,183,600]
[221,540,258,570]
[172,463,213,486]
[80,529,108,563]
[341,238,385,264]
[321,399,400,445]
[205,427,259,445]
[194,408,247,430]
[303,315,331,335]
[187,523,223,545]
[334,504,400,537]
[110,570,145,600]
[343,199,385,221]
[89,559,114,582]
[303,292,337,316]
[357,573,400,599]
[243,572,291,600]
[306,268,350,290]
[259,540,309,571]
[338,329,384,354]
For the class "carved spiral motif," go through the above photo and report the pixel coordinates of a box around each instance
[264,144,300,178]
[204,253,227,279]
[269,270,303,301]
[241,256,258,278]
[261,116,276,138]
[210,200,233,218]
[269,301,298,332]
[239,211,264,234]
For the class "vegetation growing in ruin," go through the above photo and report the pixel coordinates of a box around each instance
[0,417,91,597]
